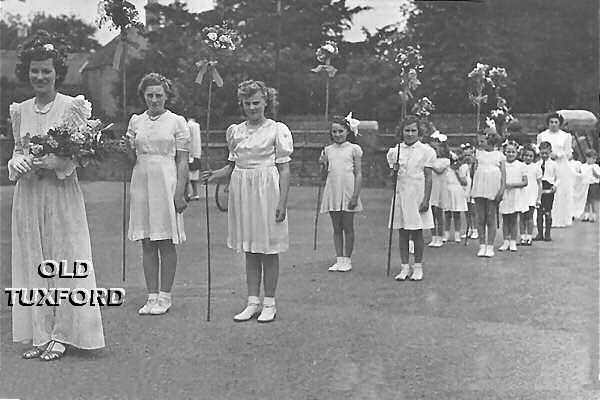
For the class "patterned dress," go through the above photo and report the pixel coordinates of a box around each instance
[8,93,105,349]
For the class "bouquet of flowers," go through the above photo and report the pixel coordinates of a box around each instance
[25,119,127,168]
[395,45,424,75]
[316,41,339,64]
[96,0,143,31]
[488,66,509,91]
[467,63,490,107]
[412,96,435,118]
[202,24,238,52]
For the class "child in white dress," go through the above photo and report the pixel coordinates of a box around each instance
[581,149,600,222]
[442,151,468,243]
[319,115,363,272]
[498,141,528,251]
[387,116,436,281]
[471,131,506,257]
[460,143,479,239]
[428,139,450,247]
[204,80,293,323]
[519,145,542,245]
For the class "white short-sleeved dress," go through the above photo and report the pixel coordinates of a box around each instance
[429,157,450,209]
[226,119,294,254]
[387,141,436,230]
[8,93,105,349]
[523,162,542,208]
[499,160,529,214]
[442,166,468,212]
[471,150,505,199]
[127,110,190,244]
[320,141,363,213]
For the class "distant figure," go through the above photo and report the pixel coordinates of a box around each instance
[186,118,202,201]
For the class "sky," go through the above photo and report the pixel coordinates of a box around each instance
[0,0,404,44]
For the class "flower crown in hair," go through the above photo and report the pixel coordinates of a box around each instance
[18,30,70,62]
[344,112,360,135]
[431,130,447,142]
[502,139,519,148]
[460,142,473,150]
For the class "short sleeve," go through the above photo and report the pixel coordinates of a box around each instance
[126,114,138,138]
[423,146,437,168]
[226,124,237,162]
[174,115,190,152]
[386,146,398,168]
[63,95,92,127]
[535,165,542,179]
[594,165,600,175]
[274,122,293,163]
[352,144,363,159]
[497,151,506,165]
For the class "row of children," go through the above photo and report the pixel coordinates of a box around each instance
[317,112,599,281]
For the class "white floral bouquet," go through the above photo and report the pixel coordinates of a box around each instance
[395,45,424,75]
[467,62,491,107]
[202,24,238,52]
[316,41,338,63]
[488,66,509,89]
[412,96,435,117]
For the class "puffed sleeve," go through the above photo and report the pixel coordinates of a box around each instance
[63,95,92,126]
[274,122,293,163]
[424,146,437,168]
[226,124,237,162]
[126,114,139,148]
[386,145,398,168]
[7,102,25,181]
[174,115,190,152]
[352,144,364,160]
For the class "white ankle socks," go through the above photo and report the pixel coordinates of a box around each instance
[248,296,260,305]
[148,293,158,301]
[263,297,275,307]
[158,291,171,301]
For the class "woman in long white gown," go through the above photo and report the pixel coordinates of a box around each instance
[537,112,574,227]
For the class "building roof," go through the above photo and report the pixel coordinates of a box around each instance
[82,28,147,72]
[0,50,89,85]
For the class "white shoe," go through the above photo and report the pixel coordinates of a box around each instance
[337,257,352,272]
[460,233,467,239]
[498,240,510,251]
[233,303,260,322]
[509,240,517,252]
[442,232,449,242]
[150,299,171,315]
[409,240,415,254]
[433,237,443,247]
[395,265,411,281]
[257,304,276,323]
[484,245,494,258]
[454,232,461,243]
[329,257,344,272]
[410,265,423,281]
[138,299,159,315]
[477,245,486,257]
[428,237,438,247]
[470,229,479,239]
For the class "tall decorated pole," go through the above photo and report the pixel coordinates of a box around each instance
[310,41,338,250]
[386,45,424,276]
[487,66,513,138]
[468,63,490,133]
[195,24,238,321]
[96,0,142,282]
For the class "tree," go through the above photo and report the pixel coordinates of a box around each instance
[0,12,100,51]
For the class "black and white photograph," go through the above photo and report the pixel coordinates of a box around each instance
[0,0,598,398]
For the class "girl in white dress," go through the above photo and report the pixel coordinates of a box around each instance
[428,139,450,247]
[460,143,479,239]
[581,149,600,222]
[8,31,104,361]
[471,131,506,257]
[442,151,469,243]
[569,155,586,220]
[319,115,363,272]
[127,73,190,316]
[519,145,542,245]
[498,141,528,252]
[537,112,574,227]
[205,80,293,323]
[387,116,436,281]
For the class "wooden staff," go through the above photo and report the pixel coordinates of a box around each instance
[120,30,128,282]
[204,76,213,322]
[313,148,325,250]
[386,144,401,277]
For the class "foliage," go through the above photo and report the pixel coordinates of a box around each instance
[95,0,144,31]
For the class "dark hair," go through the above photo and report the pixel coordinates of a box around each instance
[585,148,598,158]
[396,115,423,142]
[15,30,70,88]
[477,129,502,147]
[137,72,174,104]
[522,144,537,158]
[546,112,564,126]
[539,141,552,151]
[502,139,520,150]
[330,115,358,144]
[237,80,278,116]
[435,141,450,158]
